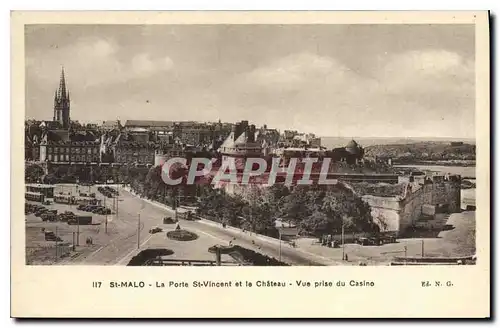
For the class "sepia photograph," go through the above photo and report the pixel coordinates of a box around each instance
[23,23,478,267]
[11,10,490,318]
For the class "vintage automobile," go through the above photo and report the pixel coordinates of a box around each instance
[149,226,163,234]
[44,230,63,242]
[41,212,58,222]
[356,237,377,246]
[163,217,177,224]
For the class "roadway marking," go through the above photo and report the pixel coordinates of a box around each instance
[188,227,227,244]
[115,234,154,266]
[83,245,105,262]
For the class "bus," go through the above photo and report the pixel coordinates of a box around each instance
[25,192,45,203]
[25,184,55,198]
[54,194,74,204]
[54,194,101,206]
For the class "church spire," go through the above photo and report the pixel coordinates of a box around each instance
[53,66,71,129]
[57,66,67,99]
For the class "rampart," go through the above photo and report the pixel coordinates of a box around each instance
[361,174,461,235]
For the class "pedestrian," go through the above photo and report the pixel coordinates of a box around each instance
[345,254,349,261]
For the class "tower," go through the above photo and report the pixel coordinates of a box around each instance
[53,67,70,129]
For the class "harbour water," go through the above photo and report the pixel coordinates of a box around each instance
[393,165,476,178]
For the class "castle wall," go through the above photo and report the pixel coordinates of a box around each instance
[361,195,401,232]
[429,175,461,213]
[362,175,461,235]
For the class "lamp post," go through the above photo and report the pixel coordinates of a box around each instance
[137,200,145,249]
[104,197,108,234]
[341,216,346,261]
[137,213,141,249]
[279,231,282,262]
[404,246,408,265]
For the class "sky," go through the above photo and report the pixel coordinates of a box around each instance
[25,24,476,138]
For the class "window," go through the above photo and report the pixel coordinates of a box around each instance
[65,154,69,161]
[93,148,98,154]
[76,148,80,154]
[87,148,92,154]
[48,147,52,153]
[48,154,53,161]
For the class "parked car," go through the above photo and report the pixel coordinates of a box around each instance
[99,208,111,215]
[41,212,58,222]
[357,237,377,246]
[91,207,103,213]
[34,208,48,217]
[163,217,176,224]
[58,211,76,222]
[149,226,163,234]
[44,230,63,242]
[380,234,397,244]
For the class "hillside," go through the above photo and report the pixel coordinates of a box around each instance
[364,142,476,163]
[321,137,475,149]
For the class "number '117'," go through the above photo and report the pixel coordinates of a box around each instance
[92,281,102,288]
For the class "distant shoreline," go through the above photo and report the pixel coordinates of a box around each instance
[393,161,476,167]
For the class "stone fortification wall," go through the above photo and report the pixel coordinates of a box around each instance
[361,174,461,235]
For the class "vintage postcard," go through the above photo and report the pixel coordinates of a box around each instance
[11,11,490,318]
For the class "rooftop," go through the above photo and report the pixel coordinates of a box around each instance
[125,120,175,128]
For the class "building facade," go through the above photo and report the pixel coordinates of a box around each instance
[39,140,100,164]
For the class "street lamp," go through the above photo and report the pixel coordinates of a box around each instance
[137,200,146,249]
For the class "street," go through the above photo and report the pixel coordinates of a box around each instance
[26,183,331,266]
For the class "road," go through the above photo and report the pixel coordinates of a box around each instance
[63,184,331,266]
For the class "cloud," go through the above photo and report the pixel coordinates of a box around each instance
[244,52,358,92]
[25,27,475,139]
[375,50,475,95]
[131,53,174,77]
[226,50,475,138]
[26,37,175,88]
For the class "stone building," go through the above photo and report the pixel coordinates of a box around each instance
[100,130,156,166]
[329,139,365,165]
[39,129,100,164]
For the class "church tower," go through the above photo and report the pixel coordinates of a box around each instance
[53,67,71,129]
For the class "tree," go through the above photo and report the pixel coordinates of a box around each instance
[300,210,330,237]
[25,164,44,183]
[242,199,274,234]
[280,186,312,224]
[144,166,164,200]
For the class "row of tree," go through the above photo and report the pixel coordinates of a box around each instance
[25,161,381,239]
[195,183,379,238]
[120,164,379,237]
[125,165,379,238]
